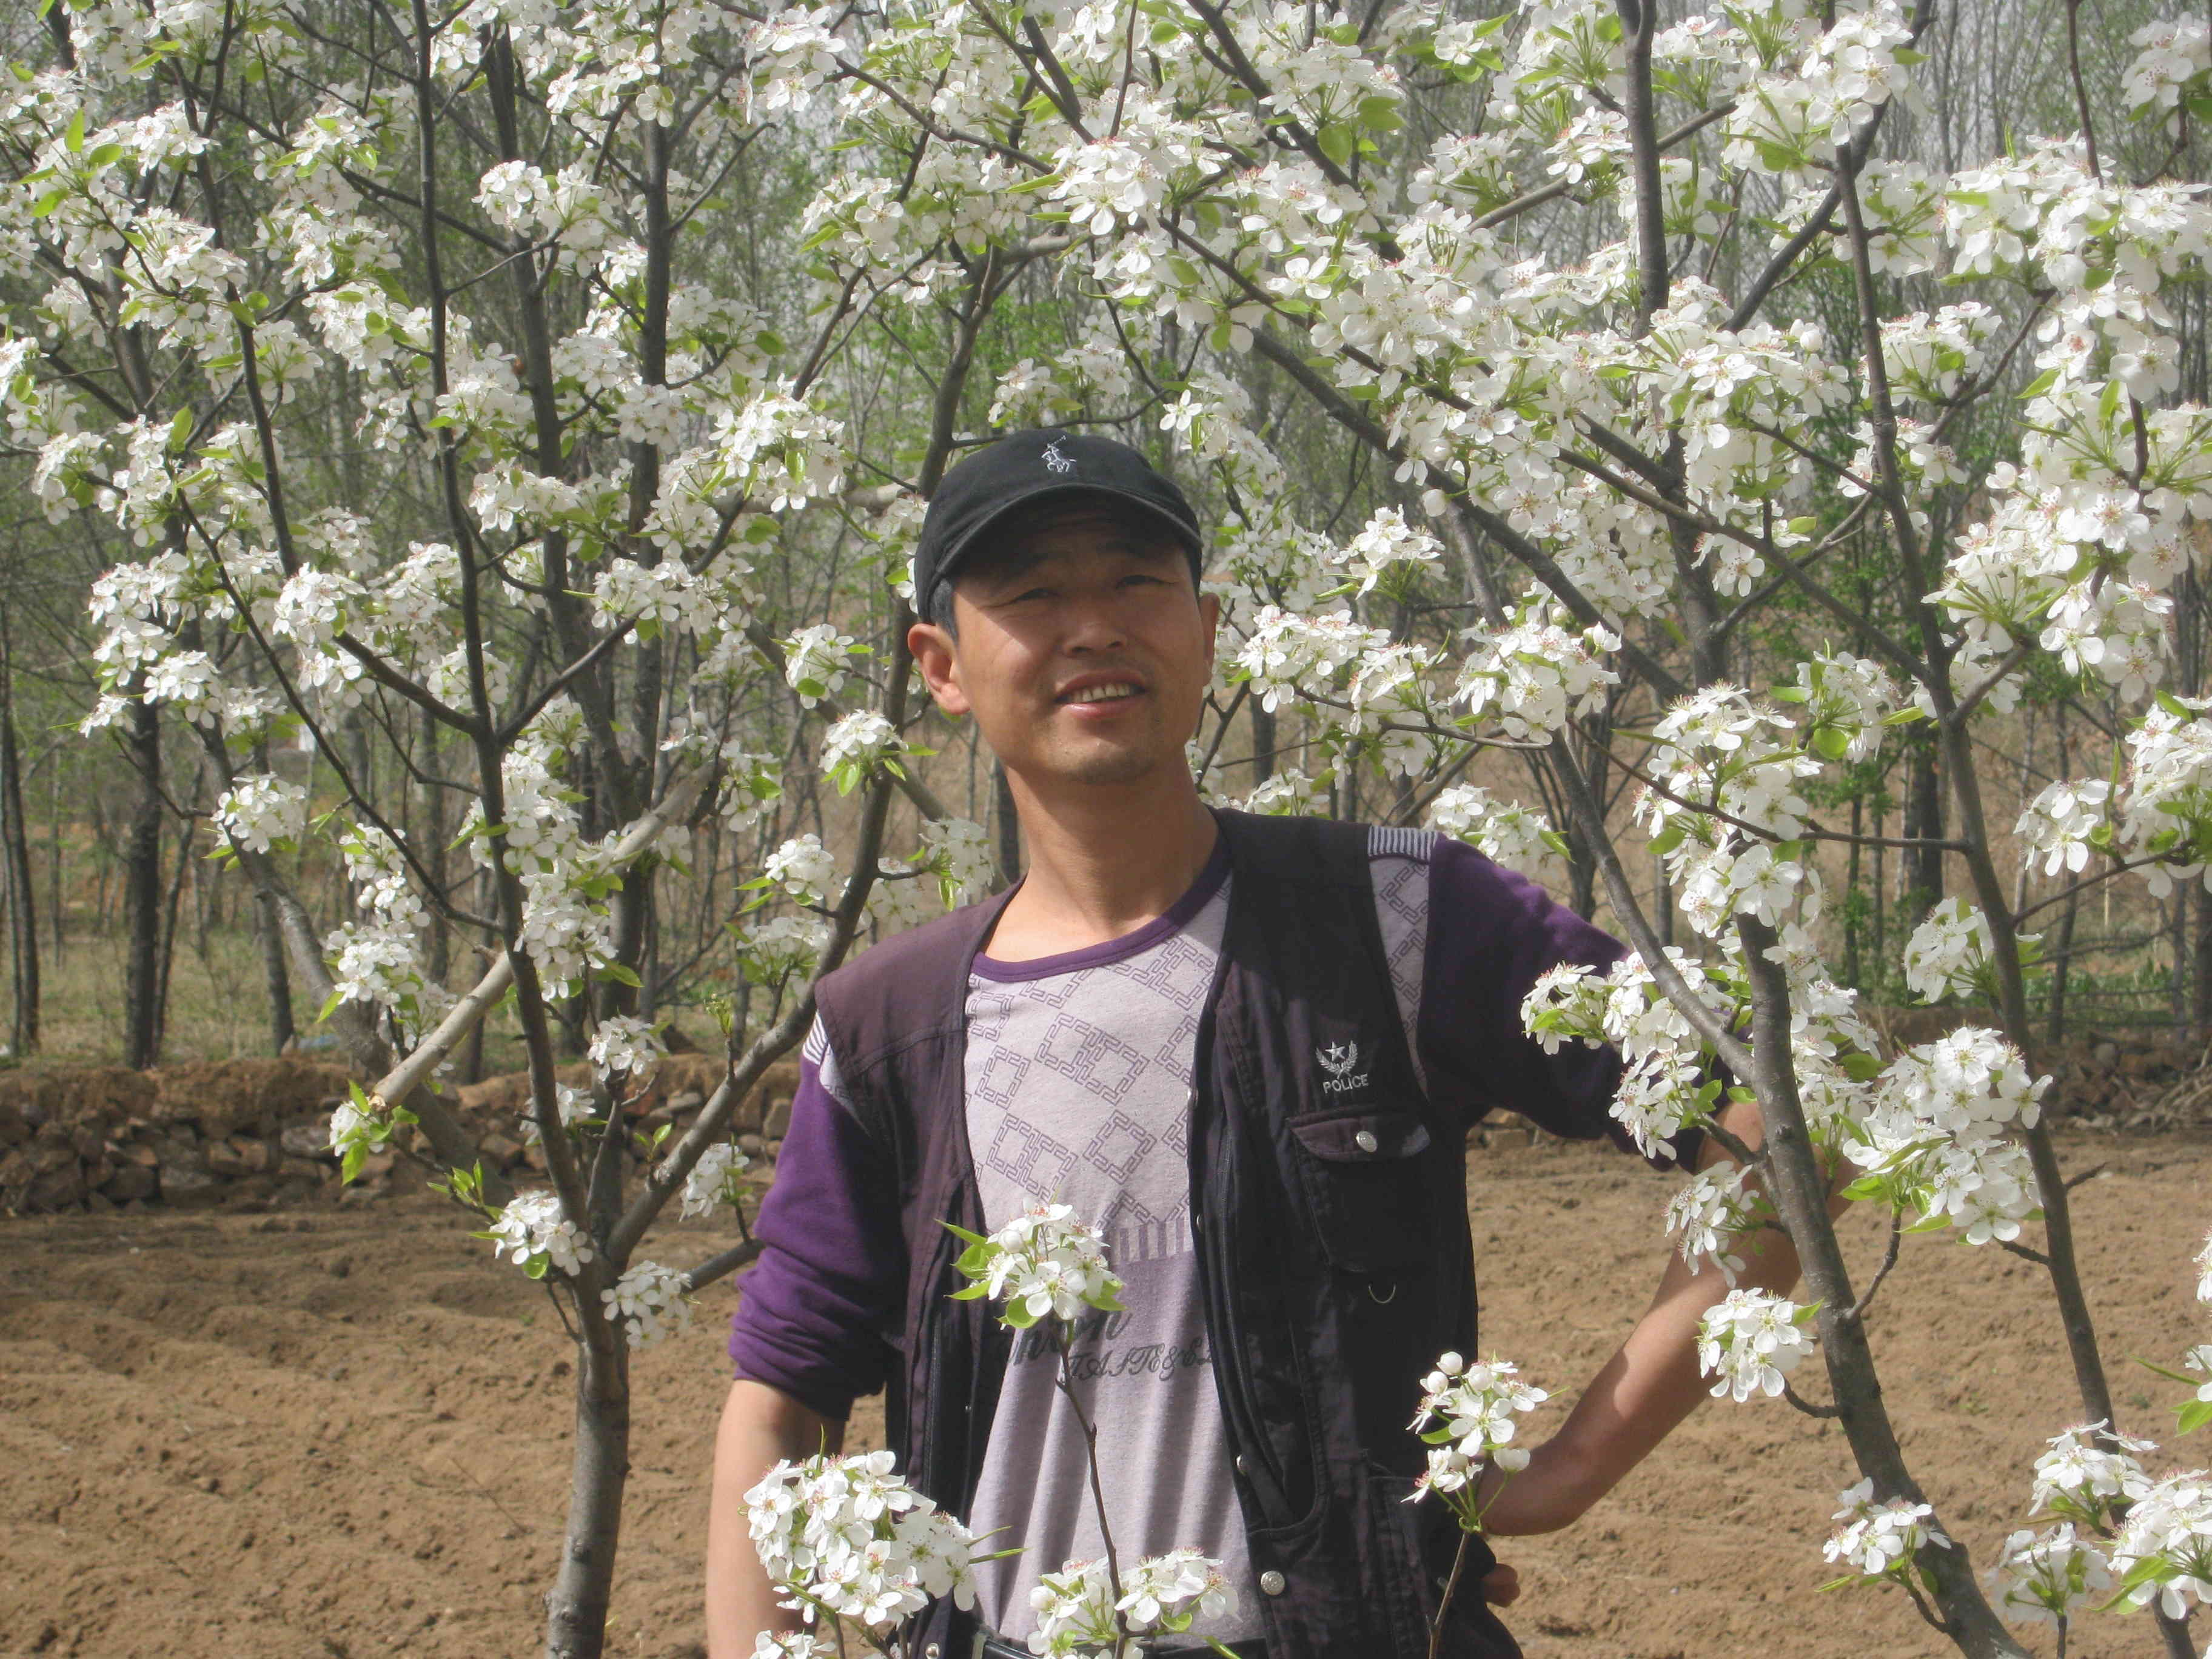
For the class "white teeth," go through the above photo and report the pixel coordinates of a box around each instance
[1066,683,1139,704]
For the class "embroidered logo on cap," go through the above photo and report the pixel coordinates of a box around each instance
[1317,1039,1369,1094]
[1041,437,1075,474]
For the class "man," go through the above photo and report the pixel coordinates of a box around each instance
[705,429,1807,1658]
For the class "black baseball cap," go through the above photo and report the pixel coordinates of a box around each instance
[915,428,1202,620]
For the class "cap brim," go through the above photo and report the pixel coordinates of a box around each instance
[936,483,1202,592]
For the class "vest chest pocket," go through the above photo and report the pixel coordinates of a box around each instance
[1286,1106,1435,1275]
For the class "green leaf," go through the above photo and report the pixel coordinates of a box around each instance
[2099,377,2125,426]
[1647,819,1687,857]
[1840,1051,1884,1082]
[1316,122,1355,167]
[2178,1397,2212,1435]
[2017,367,2059,401]
[1812,725,1852,762]
[600,962,643,988]
[1355,95,1401,132]
[64,107,85,155]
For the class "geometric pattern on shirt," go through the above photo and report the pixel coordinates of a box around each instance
[1369,829,1437,1095]
[965,884,1233,1255]
[984,1112,1079,1196]
[1035,1014,1150,1102]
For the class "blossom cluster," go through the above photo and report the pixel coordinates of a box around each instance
[600,1260,691,1349]
[678,1141,751,1221]
[1845,1028,2046,1245]
[1821,1477,1951,1584]
[949,1201,1126,1330]
[1407,1350,1549,1526]
[1697,1289,1817,1404]
[1024,1550,1238,1658]
[486,1188,598,1279]
[745,1450,979,1636]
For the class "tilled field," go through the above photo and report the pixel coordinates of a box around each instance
[2,1129,2207,1659]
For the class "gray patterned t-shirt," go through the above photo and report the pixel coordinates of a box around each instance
[958,831,1430,1644]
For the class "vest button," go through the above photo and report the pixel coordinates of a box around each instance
[1354,1129,1379,1153]
[1235,1455,1250,1476]
[1259,1570,1287,1597]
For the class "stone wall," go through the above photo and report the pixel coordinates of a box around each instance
[0,1051,803,1215]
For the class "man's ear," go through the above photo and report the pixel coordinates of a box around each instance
[908,618,971,716]
[1199,589,1221,655]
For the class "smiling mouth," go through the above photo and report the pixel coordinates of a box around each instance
[1059,682,1144,705]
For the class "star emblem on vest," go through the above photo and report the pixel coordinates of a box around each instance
[1316,1039,1368,1094]
[1041,437,1075,474]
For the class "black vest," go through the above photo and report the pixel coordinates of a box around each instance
[813,811,1518,1658]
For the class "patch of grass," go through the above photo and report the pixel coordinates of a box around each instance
[2,925,306,1064]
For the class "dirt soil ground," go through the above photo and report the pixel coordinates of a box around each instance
[4,1128,2207,1659]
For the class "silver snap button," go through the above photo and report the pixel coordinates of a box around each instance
[1235,1455,1250,1475]
[925,1647,939,1659]
[1354,1129,1379,1153]
[1185,1088,1199,1110]
[1260,1570,1287,1597]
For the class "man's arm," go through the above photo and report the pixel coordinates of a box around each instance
[705,1379,845,1658]
[1479,1096,1834,1535]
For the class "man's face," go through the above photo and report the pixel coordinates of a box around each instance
[910,507,1218,790]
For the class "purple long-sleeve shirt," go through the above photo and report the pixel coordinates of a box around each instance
[729,831,1681,1423]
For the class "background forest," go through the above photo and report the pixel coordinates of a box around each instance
[1,0,2205,1074]
[8,2,2212,1658]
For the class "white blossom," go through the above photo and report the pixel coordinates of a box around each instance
[950,1199,1125,1329]
[588,1014,666,1083]
[679,1141,751,1221]
[1984,1524,2112,1628]
[1697,1289,1817,1403]
[1407,1350,1549,1524]
[746,1450,977,1635]
[1822,1477,1951,1580]
[2110,1470,2212,1623]
[487,1188,597,1278]
[215,774,309,854]
[600,1260,692,1349]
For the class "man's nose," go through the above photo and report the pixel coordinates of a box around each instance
[1061,590,1128,652]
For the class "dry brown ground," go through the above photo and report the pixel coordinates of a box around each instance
[2,1130,2207,1659]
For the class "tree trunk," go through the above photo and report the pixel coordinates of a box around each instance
[2195,878,2212,1040]
[1900,726,1942,925]
[256,888,295,1054]
[1844,794,1863,991]
[1737,916,2028,1658]
[420,707,451,988]
[994,760,1021,889]
[0,620,39,1056]
[545,1298,631,1659]
[1250,700,1276,786]
[122,699,164,1070]
[47,760,63,968]
[2047,708,2077,1045]
[152,813,192,1061]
